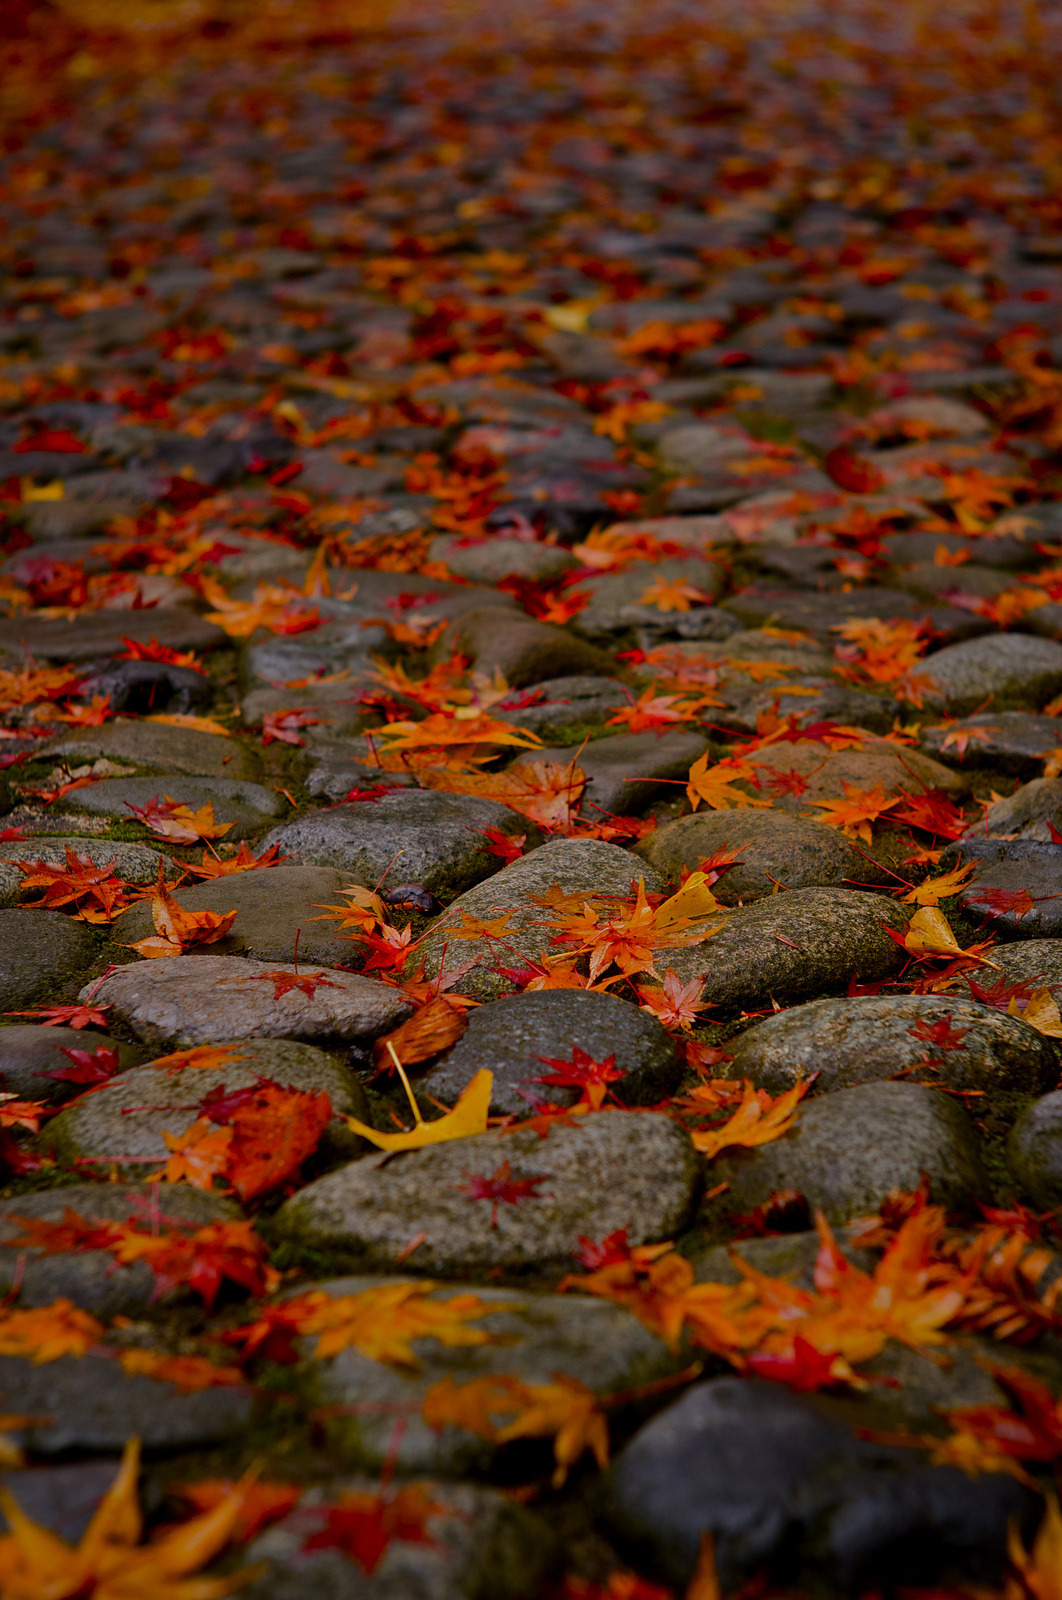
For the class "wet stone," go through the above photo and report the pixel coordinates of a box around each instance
[954,838,1062,938]
[0,1350,252,1456]
[605,1375,1032,1594]
[0,836,171,887]
[242,1477,555,1600]
[573,557,723,637]
[1008,1093,1062,1208]
[921,711,1062,773]
[0,1461,119,1544]
[712,1081,989,1223]
[116,865,364,968]
[37,719,260,781]
[80,959,411,1049]
[726,994,1056,1095]
[667,886,909,1011]
[0,1183,243,1316]
[258,790,539,899]
[419,839,667,1002]
[960,776,1062,842]
[429,532,576,584]
[64,775,286,838]
[418,988,680,1117]
[918,633,1062,716]
[276,1111,700,1275]
[0,608,226,664]
[637,810,889,903]
[530,728,710,817]
[43,1037,370,1170]
[721,585,988,648]
[0,908,95,1011]
[433,605,612,687]
[494,674,630,737]
[0,1025,142,1105]
[982,939,1062,996]
[297,1276,681,1476]
[742,738,964,810]
[77,658,213,718]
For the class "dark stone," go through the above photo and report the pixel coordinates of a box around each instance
[0,1461,120,1542]
[921,712,1062,774]
[605,1376,1033,1592]
[638,810,889,903]
[1008,1092,1062,1207]
[432,605,612,687]
[78,658,212,717]
[954,838,1062,938]
[418,989,680,1117]
[919,634,1062,716]
[64,775,285,839]
[960,777,1062,843]
[0,1025,141,1105]
[0,909,95,1010]
[0,608,226,664]
[530,729,710,817]
[721,585,990,647]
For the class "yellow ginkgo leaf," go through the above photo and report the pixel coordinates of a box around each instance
[903,906,1000,968]
[654,869,727,930]
[1009,987,1062,1039]
[345,1067,493,1151]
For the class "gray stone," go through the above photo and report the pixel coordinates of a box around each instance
[64,775,286,838]
[883,530,1031,569]
[530,729,709,818]
[43,1037,370,1170]
[0,608,226,664]
[116,866,364,967]
[713,1081,988,1222]
[304,760,419,804]
[258,791,538,900]
[898,562,1014,603]
[494,675,630,738]
[242,1477,555,1600]
[721,585,988,647]
[717,676,898,737]
[0,1461,119,1543]
[432,606,612,687]
[429,533,576,584]
[0,836,171,887]
[961,777,1062,842]
[1009,1093,1062,1207]
[726,995,1055,1094]
[919,633,1062,715]
[954,839,1062,938]
[980,939,1062,996]
[0,909,95,1010]
[656,423,756,475]
[418,989,680,1117]
[240,680,371,744]
[277,1111,699,1275]
[574,558,723,637]
[419,839,667,1002]
[0,1025,141,1105]
[297,1276,680,1475]
[637,810,889,903]
[0,1351,251,1456]
[80,960,412,1049]
[921,712,1062,773]
[666,887,909,1011]
[37,720,260,781]
[740,738,964,811]
[605,1376,1032,1593]
[0,1183,242,1316]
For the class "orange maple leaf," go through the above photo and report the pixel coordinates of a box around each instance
[14,846,139,924]
[691,1079,811,1159]
[117,1349,247,1393]
[422,1373,609,1487]
[806,780,894,844]
[127,863,237,957]
[686,752,772,812]
[638,576,713,612]
[125,794,236,845]
[422,758,586,832]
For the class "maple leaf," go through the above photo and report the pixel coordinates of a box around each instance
[421,758,586,831]
[479,825,526,864]
[240,968,344,1001]
[824,445,886,493]
[128,863,237,957]
[901,860,977,906]
[0,1438,258,1600]
[636,968,707,1031]
[606,689,707,734]
[966,884,1038,923]
[302,1484,442,1575]
[173,1480,301,1545]
[422,1372,609,1487]
[117,636,204,669]
[638,576,713,612]
[125,794,236,845]
[47,1041,122,1085]
[0,1095,48,1133]
[938,723,1000,759]
[7,1000,112,1029]
[162,1118,234,1189]
[118,1349,247,1393]
[456,1159,550,1226]
[372,997,468,1073]
[51,693,112,727]
[744,1334,865,1393]
[531,1046,628,1109]
[260,707,325,746]
[149,1044,250,1075]
[692,1079,811,1160]
[686,752,771,812]
[806,781,894,844]
[182,842,287,879]
[147,713,236,737]
[201,575,321,638]
[0,1298,103,1362]
[14,846,137,924]
[889,788,969,839]
[278,1280,505,1367]
[373,708,543,762]
[110,1217,280,1311]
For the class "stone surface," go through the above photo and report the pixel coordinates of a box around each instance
[1009,1092,1062,1208]
[0,1025,141,1104]
[0,836,171,887]
[0,1183,243,1315]
[961,776,1062,842]
[712,1081,988,1222]
[668,886,909,1011]
[418,988,680,1116]
[277,1111,699,1274]
[918,633,1062,715]
[0,908,95,1010]
[430,532,576,584]
[116,865,364,967]
[433,605,612,686]
[954,837,1062,938]
[721,584,988,647]
[78,961,412,1048]
[419,839,667,1002]
[606,1376,1032,1593]
[742,738,964,810]
[0,608,226,664]
[530,728,710,817]
[38,719,260,780]
[0,1351,252,1455]
[0,1461,119,1544]
[258,790,537,899]
[726,994,1056,1094]
[637,809,889,902]
[297,1276,681,1475]
[64,774,286,837]
[982,939,1062,996]
[43,1037,370,1169]
[242,1478,555,1600]
[573,557,723,637]
[921,711,1062,773]
[494,674,630,737]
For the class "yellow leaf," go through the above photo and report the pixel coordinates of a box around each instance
[686,752,772,812]
[1008,1491,1062,1600]
[21,479,64,501]
[654,869,727,930]
[146,714,234,737]
[1009,987,1062,1039]
[0,1299,103,1363]
[344,1068,493,1151]
[904,906,1000,968]
[901,861,977,906]
[692,1079,810,1160]
[421,1373,609,1487]
[296,1281,504,1366]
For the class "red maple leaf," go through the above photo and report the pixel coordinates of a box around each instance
[824,445,886,494]
[966,974,1042,1010]
[965,885,1039,923]
[46,1043,122,1085]
[302,1486,442,1575]
[889,789,968,839]
[767,767,809,798]
[576,1228,633,1270]
[118,636,203,670]
[456,1159,549,1227]
[242,969,345,1001]
[908,1015,970,1054]
[479,825,526,865]
[745,1334,854,1392]
[7,1002,112,1029]
[260,708,325,747]
[532,1045,627,1108]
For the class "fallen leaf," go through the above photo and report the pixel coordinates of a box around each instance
[344,1068,493,1151]
[372,997,468,1072]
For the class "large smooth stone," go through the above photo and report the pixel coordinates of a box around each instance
[918,633,1062,715]
[275,1112,700,1275]
[712,1081,988,1221]
[38,719,260,780]
[921,711,1062,774]
[573,557,723,637]
[743,738,964,810]
[727,995,1056,1094]
[638,809,888,903]
[0,909,95,1010]
[418,988,680,1116]
[433,605,612,686]
[65,775,285,838]
[955,838,1062,938]
[1008,1092,1062,1208]
[258,790,537,899]
[0,1025,141,1105]
[960,777,1062,843]
[0,608,226,663]
[530,729,709,817]
[80,959,411,1048]
[0,837,171,888]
